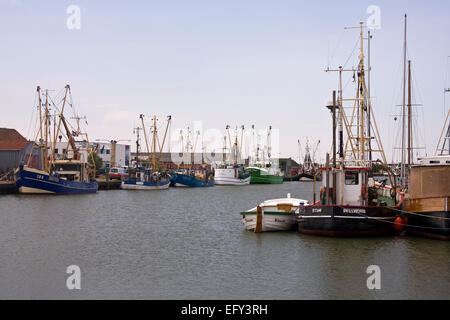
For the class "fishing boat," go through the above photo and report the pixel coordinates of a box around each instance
[246,125,284,184]
[297,22,403,237]
[241,194,309,232]
[214,125,251,186]
[170,127,214,187]
[402,155,450,240]
[298,138,321,181]
[121,115,171,190]
[15,85,98,194]
[171,169,214,187]
[247,166,283,184]
[121,167,170,190]
[386,15,449,240]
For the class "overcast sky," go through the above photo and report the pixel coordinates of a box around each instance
[1,0,449,163]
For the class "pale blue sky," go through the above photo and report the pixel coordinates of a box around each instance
[1,0,449,162]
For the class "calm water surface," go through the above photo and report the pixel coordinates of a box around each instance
[0,182,449,299]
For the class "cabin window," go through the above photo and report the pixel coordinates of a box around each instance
[430,161,440,164]
[345,171,359,185]
[62,149,66,154]
[54,148,59,154]
[106,149,110,155]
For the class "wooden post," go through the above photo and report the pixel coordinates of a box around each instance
[254,205,263,233]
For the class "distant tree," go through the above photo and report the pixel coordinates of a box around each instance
[88,152,103,176]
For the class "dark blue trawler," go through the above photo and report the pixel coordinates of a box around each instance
[15,85,98,195]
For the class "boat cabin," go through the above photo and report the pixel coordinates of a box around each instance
[51,160,90,183]
[319,166,370,206]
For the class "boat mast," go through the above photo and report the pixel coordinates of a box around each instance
[52,85,69,163]
[367,30,372,162]
[401,14,408,186]
[134,126,141,167]
[140,114,151,164]
[44,90,50,171]
[267,126,272,166]
[152,116,157,169]
[158,116,171,168]
[436,88,450,155]
[407,60,412,169]
[37,86,45,170]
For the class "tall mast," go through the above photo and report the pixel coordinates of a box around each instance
[44,90,49,171]
[367,30,372,162]
[134,126,141,167]
[358,21,365,164]
[436,88,450,155]
[140,114,151,162]
[52,85,70,163]
[401,14,407,186]
[37,86,45,170]
[407,60,412,168]
[153,116,157,169]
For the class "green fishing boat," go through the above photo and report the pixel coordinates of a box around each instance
[247,166,284,184]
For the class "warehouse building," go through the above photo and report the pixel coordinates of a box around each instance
[0,128,40,175]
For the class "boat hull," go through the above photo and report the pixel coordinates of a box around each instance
[214,176,251,185]
[403,198,450,240]
[15,167,98,194]
[298,205,397,237]
[241,212,297,231]
[171,173,214,187]
[121,179,170,190]
[249,171,283,184]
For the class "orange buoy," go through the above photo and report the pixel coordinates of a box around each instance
[394,217,405,231]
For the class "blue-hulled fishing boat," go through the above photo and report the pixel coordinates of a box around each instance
[15,85,98,194]
[171,169,214,187]
[121,114,172,191]
[121,168,170,190]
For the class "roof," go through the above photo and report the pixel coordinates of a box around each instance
[0,128,30,151]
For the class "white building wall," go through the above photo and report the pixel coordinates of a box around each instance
[53,141,130,168]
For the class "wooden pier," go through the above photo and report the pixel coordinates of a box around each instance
[0,181,17,194]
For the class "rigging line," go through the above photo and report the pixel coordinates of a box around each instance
[328,29,346,69]
[342,38,359,69]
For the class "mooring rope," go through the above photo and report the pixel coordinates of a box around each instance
[390,206,450,220]
[351,210,450,231]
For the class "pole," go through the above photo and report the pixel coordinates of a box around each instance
[325,153,330,205]
[401,14,407,186]
[367,30,373,163]
[332,91,337,205]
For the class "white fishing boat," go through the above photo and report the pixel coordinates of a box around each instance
[240,194,309,232]
[214,166,250,185]
[214,125,251,186]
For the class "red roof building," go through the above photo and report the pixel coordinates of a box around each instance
[0,128,30,150]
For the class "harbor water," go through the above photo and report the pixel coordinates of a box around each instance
[0,182,448,299]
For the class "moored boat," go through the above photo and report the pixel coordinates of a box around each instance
[247,166,283,184]
[121,168,170,190]
[402,155,450,240]
[15,85,98,195]
[214,125,251,186]
[121,114,172,191]
[214,166,250,185]
[171,169,214,187]
[241,194,309,232]
[297,22,402,237]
